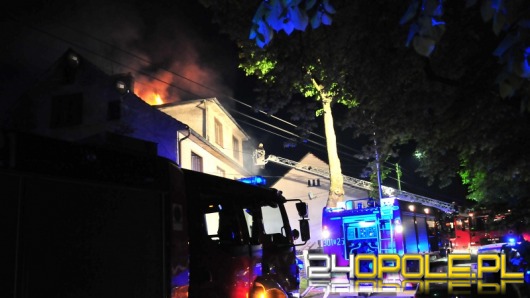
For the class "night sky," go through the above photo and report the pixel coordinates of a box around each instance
[0,0,468,203]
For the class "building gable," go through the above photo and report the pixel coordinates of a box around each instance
[157,97,249,169]
[271,152,369,250]
[5,48,187,162]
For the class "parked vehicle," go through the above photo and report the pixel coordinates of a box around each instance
[321,197,445,266]
[414,242,530,298]
[447,208,530,253]
[2,130,309,298]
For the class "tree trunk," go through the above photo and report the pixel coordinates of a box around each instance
[312,79,345,207]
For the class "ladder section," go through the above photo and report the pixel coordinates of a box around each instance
[378,218,395,254]
[265,155,455,214]
[267,155,373,190]
[379,197,395,253]
[384,187,455,214]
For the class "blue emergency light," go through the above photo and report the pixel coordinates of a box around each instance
[238,175,267,186]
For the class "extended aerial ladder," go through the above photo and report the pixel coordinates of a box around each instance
[254,146,456,214]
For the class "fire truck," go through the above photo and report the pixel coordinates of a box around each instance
[2,131,310,298]
[253,147,456,266]
[448,208,530,253]
[321,197,451,265]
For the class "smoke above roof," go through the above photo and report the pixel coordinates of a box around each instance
[2,0,236,105]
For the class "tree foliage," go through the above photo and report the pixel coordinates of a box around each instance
[201,0,358,206]
[200,0,530,212]
[248,0,336,47]
[401,0,530,100]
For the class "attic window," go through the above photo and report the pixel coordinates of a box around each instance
[116,80,128,94]
[67,53,79,67]
[64,53,80,84]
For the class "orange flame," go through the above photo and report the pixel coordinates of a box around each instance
[134,71,174,105]
[152,93,164,105]
[136,91,165,105]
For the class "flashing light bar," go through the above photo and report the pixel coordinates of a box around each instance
[238,175,267,186]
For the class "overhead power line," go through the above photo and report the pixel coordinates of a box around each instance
[7,15,454,199]
[8,16,370,157]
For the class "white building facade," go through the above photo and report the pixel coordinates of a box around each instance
[157,98,251,179]
[271,153,370,251]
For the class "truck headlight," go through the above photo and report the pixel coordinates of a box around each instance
[322,226,331,238]
[250,282,288,298]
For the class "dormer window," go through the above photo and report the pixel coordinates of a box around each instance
[116,80,128,94]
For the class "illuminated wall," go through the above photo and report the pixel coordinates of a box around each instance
[158,98,251,179]
[272,153,369,250]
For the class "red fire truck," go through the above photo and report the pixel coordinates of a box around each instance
[2,131,309,298]
[447,208,530,253]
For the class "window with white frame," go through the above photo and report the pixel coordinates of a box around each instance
[191,152,203,172]
[232,136,240,161]
[214,118,223,147]
[216,167,226,177]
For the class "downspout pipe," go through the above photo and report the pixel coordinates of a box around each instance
[178,125,191,167]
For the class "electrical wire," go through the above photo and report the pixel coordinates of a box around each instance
[5,15,460,201]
